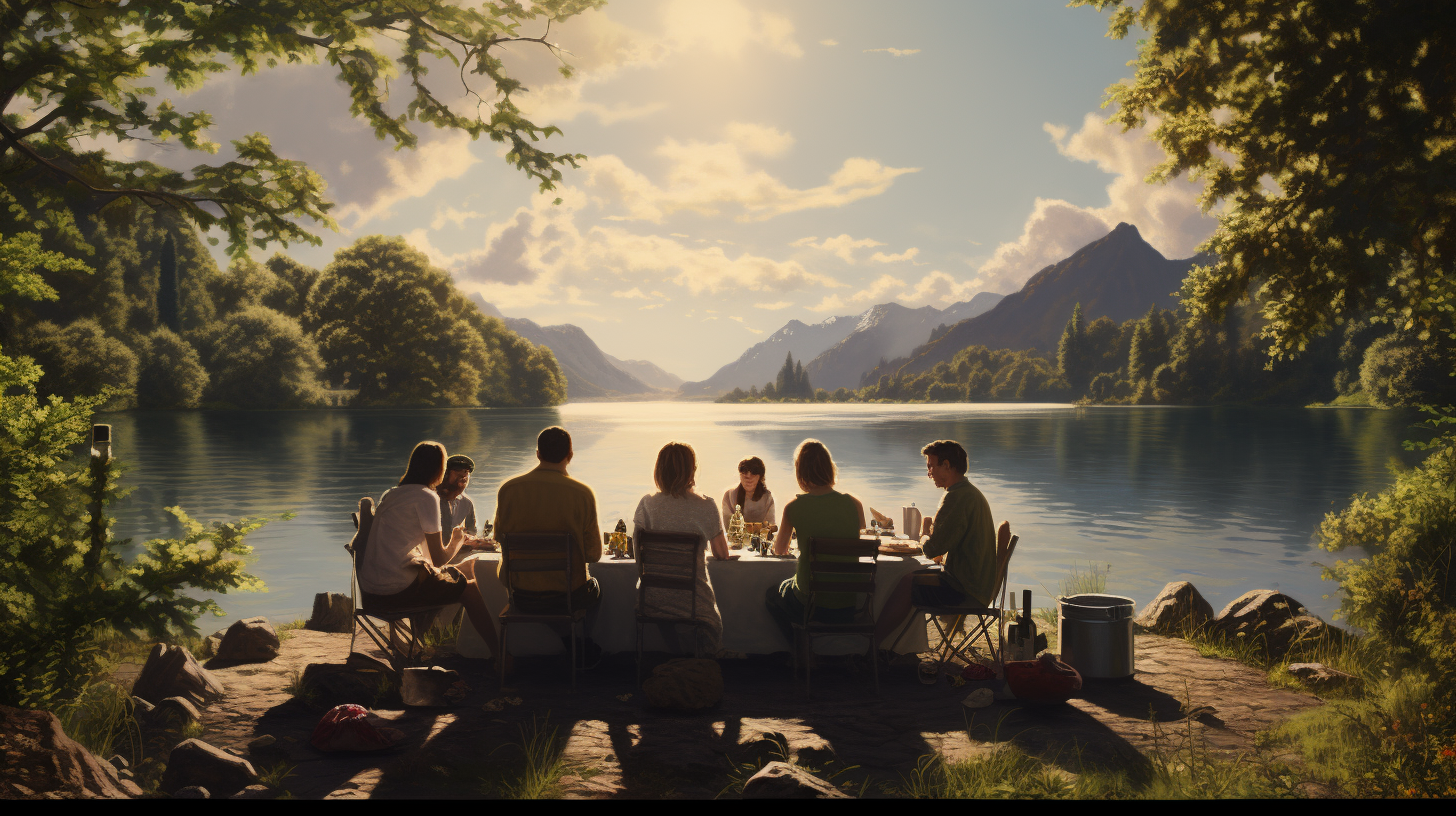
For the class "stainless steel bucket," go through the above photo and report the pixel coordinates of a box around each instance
[1057,593,1135,679]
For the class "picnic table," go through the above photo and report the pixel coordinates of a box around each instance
[455,548,934,658]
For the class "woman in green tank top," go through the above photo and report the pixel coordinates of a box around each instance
[765,440,867,645]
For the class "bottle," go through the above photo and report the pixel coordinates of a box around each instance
[728,504,745,546]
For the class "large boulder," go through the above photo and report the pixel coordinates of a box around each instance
[1211,590,1341,659]
[131,643,224,706]
[299,663,400,711]
[1134,581,1214,634]
[214,617,280,664]
[0,705,142,799]
[641,658,723,711]
[307,592,354,634]
[160,739,258,797]
[741,762,850,799]
[148,696,202,727]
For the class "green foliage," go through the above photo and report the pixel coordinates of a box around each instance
[197,306,328,409]
[208,257,296,317]
[135,328,209,409]
[1360,334,1456,409]
[1075,0,1456,362]
[1056,302,1092,393]
[157,235,180,334]
[0,351,271,708]
[16,319,139,410]
[1,0,602,258]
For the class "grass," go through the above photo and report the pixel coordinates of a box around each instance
[179,720,205,740]
[276,618,307,643]
[1034,561,1112,642]
[257,762,297,790]
[717,730,864,798]
[56,678,141,762]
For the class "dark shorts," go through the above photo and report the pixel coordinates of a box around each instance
[910,572,970,608]
[362,564,469,611]
[511,577,602,615]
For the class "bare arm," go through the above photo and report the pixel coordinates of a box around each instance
[424,531,450,567]
[709,532,734,561]
[849,494,866,530]
[772,502,794,555]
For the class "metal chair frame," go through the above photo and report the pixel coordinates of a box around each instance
[496,532,586,692]
[898,532,1019,679]
[633,529,712,685]
[346,497,446,673]
[791,536,882,697]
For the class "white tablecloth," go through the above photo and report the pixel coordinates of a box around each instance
[455,550,933,658]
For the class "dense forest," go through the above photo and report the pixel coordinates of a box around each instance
[0,199,566,410]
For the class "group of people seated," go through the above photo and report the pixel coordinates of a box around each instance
[355,425,1004,670]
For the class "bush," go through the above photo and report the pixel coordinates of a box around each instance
[17,318,138,409]
[199,306,328,408]
[1360,333,1456,408]
[135,328,208,409]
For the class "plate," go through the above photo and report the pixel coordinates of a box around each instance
[878,544,922,556]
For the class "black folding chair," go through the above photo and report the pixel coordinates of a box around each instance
[634,529,712,685]
[792,536,882,697]
[902,531,1019,678]
[346,497,445,673]
[497,532,586,692]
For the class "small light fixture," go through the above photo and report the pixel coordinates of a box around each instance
[91,424,112,461]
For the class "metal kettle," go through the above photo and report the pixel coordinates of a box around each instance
[901,505,922,540]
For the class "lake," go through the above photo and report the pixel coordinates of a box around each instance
[98,402,1425,629]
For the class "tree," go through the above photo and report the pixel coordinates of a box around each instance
[1128,305,1172,383]
[1,0,600,261]
[1076,0,1456,361]
[17,319,139,410]
[199,306,328,408]
[1361,334,1456,408]
[136,328,209,410]
[156,235,180,333]
[1057,303,1093,394]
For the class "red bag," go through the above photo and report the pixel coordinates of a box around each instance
[309,704,405,752]
[1004,654,1082,703]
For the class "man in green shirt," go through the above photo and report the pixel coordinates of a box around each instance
[874,439,1008,648]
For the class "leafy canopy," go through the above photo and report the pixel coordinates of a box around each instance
[1,0,603,257]
[1074,0,1456,360]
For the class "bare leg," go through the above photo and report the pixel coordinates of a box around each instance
[460,578,501,657]
[875,573,917,645]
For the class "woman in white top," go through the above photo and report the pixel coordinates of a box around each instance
[720,456,776,530]
[634,441,735,655]
[358,441,499,657]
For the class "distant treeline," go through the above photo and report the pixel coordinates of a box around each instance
[0,199,566,409]
[720,302,1452,408]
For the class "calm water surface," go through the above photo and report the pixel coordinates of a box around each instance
[99,403,1424,627]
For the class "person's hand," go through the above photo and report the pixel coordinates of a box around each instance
[449,526,467,547]
[716,554,740,561]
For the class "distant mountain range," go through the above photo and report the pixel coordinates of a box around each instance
[677,313,860,397]
[892,222,1199,377]
[469,294,672,400]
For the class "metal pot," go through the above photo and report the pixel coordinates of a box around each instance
[902,506,923,540]
[1057,593,1135,679]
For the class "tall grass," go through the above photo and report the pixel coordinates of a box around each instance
[1034,562,1112,643]
[56,679,140,762]
[500,715,569,799]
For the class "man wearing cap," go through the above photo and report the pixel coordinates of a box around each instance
[438,454,479,541]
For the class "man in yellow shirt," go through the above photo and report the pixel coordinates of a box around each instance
[493,426,604,659]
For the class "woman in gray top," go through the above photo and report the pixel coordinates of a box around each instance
[634,441,736,655]
[720,455,776,530]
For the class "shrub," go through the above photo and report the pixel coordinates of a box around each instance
[135,328,208,409]
[198,306,327,408]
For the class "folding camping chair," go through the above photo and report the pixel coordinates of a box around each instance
[897,528,1019,679]
[346,496,446,673]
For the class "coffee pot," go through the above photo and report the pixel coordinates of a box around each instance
[901,504,922,541]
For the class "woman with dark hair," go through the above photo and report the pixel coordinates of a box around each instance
[633,441,734,654]
[358,441,500,657]
[720,455,776,531]
[763,439,867,646]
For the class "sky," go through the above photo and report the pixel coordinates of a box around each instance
[123,0,1219,381]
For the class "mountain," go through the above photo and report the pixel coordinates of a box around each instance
[468,294,659,400]
[678,313,860,397]
[603,354,683,391]
[804,303,947,391]
[938,292,1004,325]
[896,223,1198,376]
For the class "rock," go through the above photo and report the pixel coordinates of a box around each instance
[130,697,155,716]
[205,629,227,658]
[230,784,282,800]
[0,705,139,799]
[300,663,400,710]
[247,735,277,751]
[1287,662,1365,694]
[173,786,210,799]
[793,739,836,768]
[641,658,723,711]
[131,643,224,706]
[1211,590,1342,659]
[962,687,995,709]
[307,592,355,634]
[741,761,850,799]
[214,617,280,664]
[150,696,202,727]
[107,755,129,771]
[160,739,259,797]
[401,666,468,707]
[1134,581,1215,634]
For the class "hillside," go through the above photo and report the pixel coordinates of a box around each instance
[604,355,683,391]
[897,223,1197,375]
[678,314,860,397]
[804,303,946,391]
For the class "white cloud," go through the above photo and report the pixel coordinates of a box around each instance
[869,247,920,264]
[864,48,921,57]
[640,303,664,310]
[431,206,485,231]
[820,39,839,47]
[663,0,803,58]
[745,326,764,334]
[808,273,904,312]
[970,114,1217,294]
[755,301,793,310]
[796,234,886,263]
[334,133,480,228]
[898,270,980,306]
[612,287,652,299]
[586,125,919,223]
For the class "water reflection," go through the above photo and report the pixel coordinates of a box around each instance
[100,403,1422,625]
